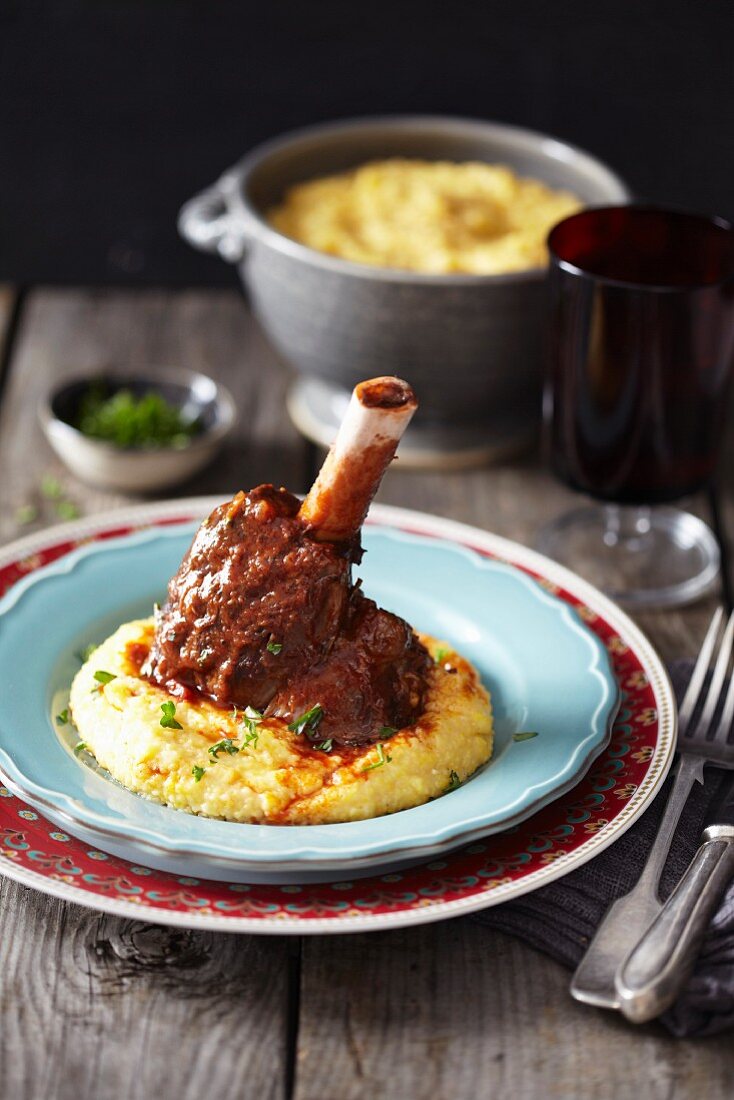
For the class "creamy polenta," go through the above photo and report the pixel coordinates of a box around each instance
[267,158,581,274]
[68,620,492,825]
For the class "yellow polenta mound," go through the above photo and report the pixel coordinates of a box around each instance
[68,619,492,825]
[267,158,581,275]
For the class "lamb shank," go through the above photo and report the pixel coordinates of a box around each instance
[143,377,432,747]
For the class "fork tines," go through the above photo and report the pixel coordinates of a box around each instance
[679,608,734,752]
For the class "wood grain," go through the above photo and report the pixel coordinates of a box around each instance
[0,883,290,1100]
[1,289,733,1100]
[300,397,734,1097]
[717,384,734,604]
[296,922,734,1100]
[0,285,16,356]
[0,289,304,1100]
[0,284,17,421]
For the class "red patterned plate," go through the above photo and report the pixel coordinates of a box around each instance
[0,500,676,933]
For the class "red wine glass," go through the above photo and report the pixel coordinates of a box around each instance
[538,205,734,607]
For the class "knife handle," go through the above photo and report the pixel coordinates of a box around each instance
[616,825,734,1023]
[570,753,702,1010]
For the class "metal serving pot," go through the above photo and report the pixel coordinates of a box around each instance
[179,116,630,464]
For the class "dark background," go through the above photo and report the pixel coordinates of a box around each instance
[1,0,732,287]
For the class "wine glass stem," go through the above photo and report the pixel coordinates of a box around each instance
[603,504,653,552]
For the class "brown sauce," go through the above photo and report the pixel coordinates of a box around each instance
[125,634,428,770]
[139,486,431,748]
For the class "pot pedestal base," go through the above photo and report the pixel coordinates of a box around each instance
[287,377,535,470]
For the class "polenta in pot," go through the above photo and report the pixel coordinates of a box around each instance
[268,158,581,274]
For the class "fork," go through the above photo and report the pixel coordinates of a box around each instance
[571,607,734,1010]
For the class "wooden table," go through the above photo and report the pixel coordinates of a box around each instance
[1,288,733,1099]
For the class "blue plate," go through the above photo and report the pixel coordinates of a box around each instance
[0,514,619,883]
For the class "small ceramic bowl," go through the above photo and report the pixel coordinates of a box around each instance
[40,368,237,493]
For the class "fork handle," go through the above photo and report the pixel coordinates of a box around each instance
[571,753,703,1009]
[616,825,734,1023]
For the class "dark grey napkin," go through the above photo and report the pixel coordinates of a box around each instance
[473,661,734,1037]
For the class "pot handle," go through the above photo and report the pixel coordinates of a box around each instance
[177,172,250,263]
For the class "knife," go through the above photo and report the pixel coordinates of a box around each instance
[615,776,734,1023]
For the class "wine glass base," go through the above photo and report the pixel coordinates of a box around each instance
[536,505,720,609]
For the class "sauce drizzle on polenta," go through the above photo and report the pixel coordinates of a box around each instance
[68,618,493,826]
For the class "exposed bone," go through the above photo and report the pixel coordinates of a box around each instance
[299,377,417,542]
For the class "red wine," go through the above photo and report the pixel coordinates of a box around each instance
[547,207,734,504]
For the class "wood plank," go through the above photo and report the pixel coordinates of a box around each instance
[297,450,734,1099]
[2,289,732,1100]
[716,385,734,603]
[0,287,306,545]
[0,881,289,1100]
[0,285,16,357]
[0,283,17,417]
[295,922,733,1100]
[0,288,306,1100]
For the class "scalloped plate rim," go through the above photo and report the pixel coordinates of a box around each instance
[0,499,677,926]
[0,514,618,869]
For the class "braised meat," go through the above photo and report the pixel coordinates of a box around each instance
[143,377,431,746]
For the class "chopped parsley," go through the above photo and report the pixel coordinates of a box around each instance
[378,726,397,739]
[434,646,450,664]
[73,741,88,756]
[209,738,240,760]
[314,739,333,753]
[513,731,539,742]
[55,709,70,726]
[40,475,64,500]
[361,743,392,772]
[56,500,80,521]
[77,643,98,663]
[242,706,263,735]
[38,474,80,520]
[92,669,116,690]
[75,385,201,449]
[239,706,263,748]
[266,639,283,655]
[445,769,462,792]
[191,765,205,783]
[14,503,38,526]
[160,701,183,730]
[288,704,324,737]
